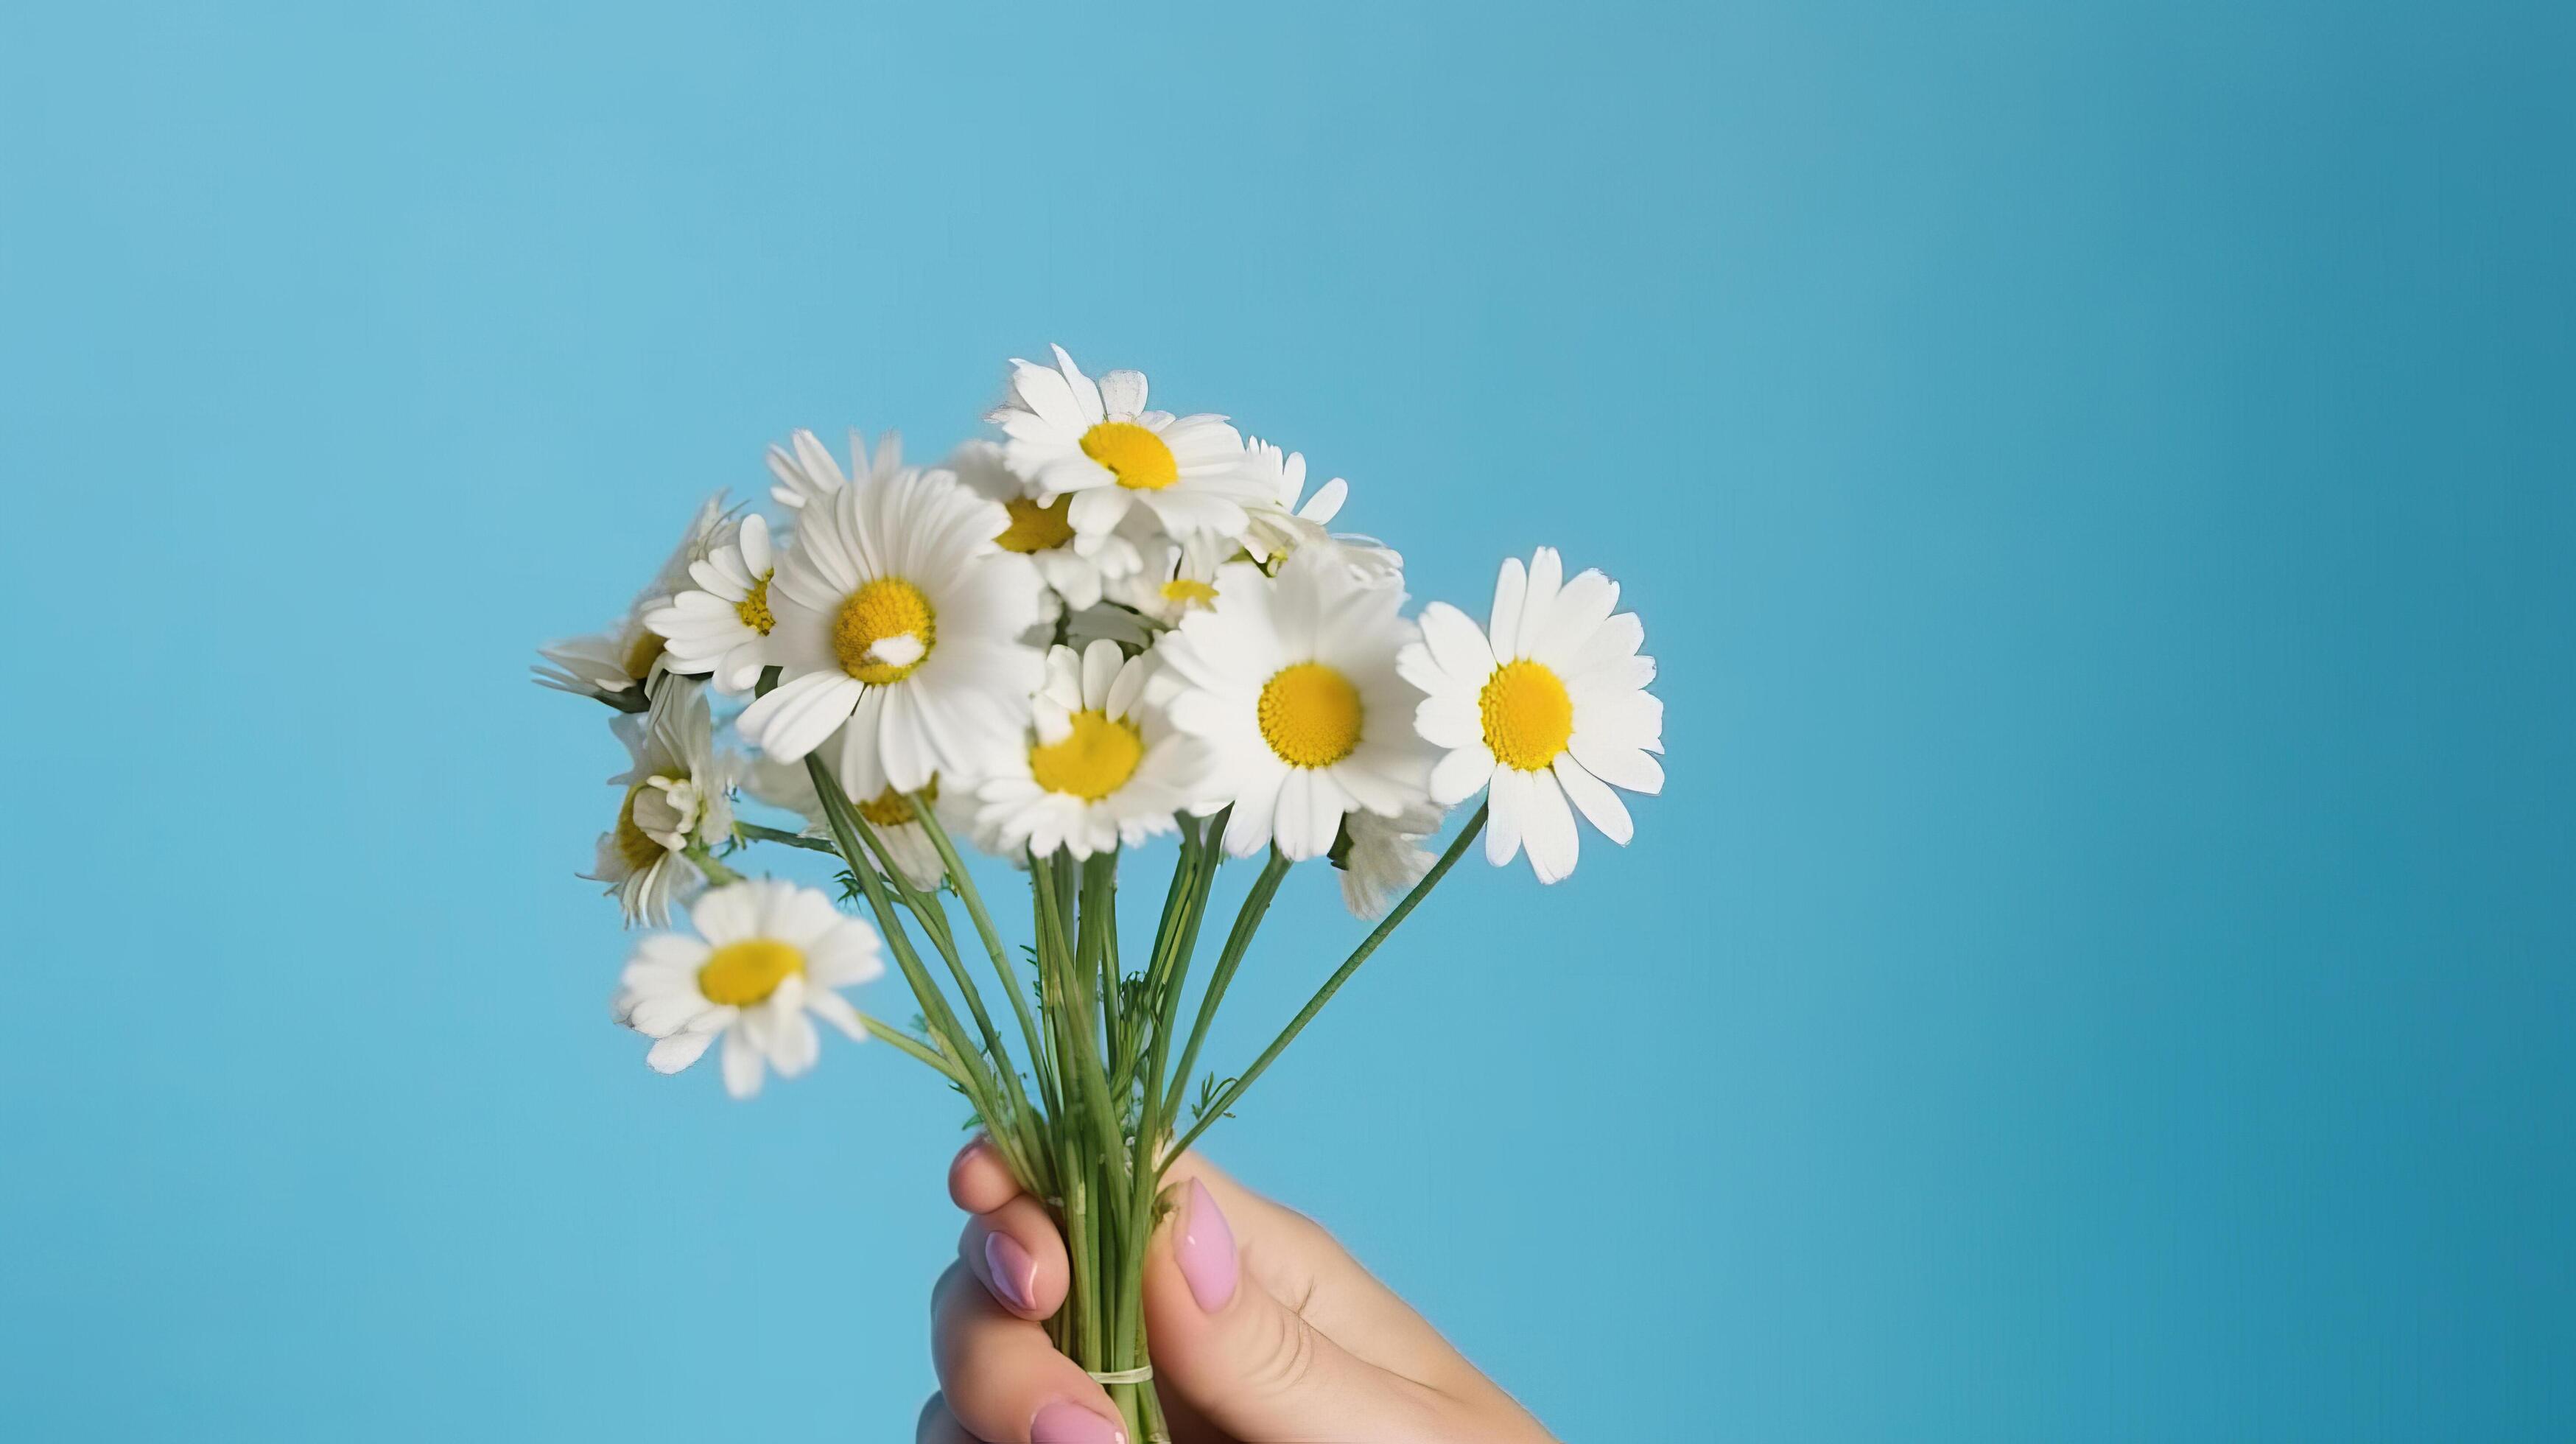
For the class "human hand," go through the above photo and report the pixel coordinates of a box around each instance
[919,1139,1559,1444]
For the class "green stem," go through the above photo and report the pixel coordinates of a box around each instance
[1164,804,1487,1166]
[913,795,1059,1119]
[731,821,837,854]
[1159,848,1291,1141]
[856,1011,958,1079]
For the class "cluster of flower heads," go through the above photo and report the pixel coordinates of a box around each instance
[541,347,1663,1095]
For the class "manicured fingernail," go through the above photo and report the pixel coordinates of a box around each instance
[981,1229,1039,1314]
[1031,1398,1126,1444]
[1176,1178,1237,1312]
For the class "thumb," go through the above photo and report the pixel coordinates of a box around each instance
[1141,1177,1446,1443]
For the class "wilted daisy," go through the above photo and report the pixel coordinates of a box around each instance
[746,737,952,893]
[986,346,1268,555]
[1336,799,1447,919]
[585,681,740,927]
[735,466,1046,796]
[611,879,885,1099]
[1158,550,1435,861]
[767,427,902,512]
[972,641,1209,861]
[952,438,1141,611]
[1400,547,1663,884]
[535,494,736,701]
[642,512,779,693]
[1238,439,1403,588]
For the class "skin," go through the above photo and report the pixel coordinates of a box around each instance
[920,1138,1560,1444]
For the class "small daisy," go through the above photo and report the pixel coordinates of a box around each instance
[735,466,1047,797]
[642,512,779,693]
[986,346,1268,556]
[745,736,954,893]
[767,427,902,512]
[536,494,736,701]
[1109,528,1233,628]
[1238,439,1403,587]
[952,439,1142,610]
[611,879,885,1099]
[971,640,1210,861]
[1335,799,1447,920]
[1399,547,1663,884]
[585,681,741,927]
[1157,549,1436,861]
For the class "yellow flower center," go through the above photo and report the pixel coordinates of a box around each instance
[623,628,666,681]
[1080,421,1179,491]
[696,937,805,1008]
[1160,578,1219,610]
[613,785,668,871]
[856,777,935,828]
[734,569,776,634]
[996,495,1076,553]
[1478,659,1573,771]
[1028,709,1145,801]
[1257,662,1363,768]
[833,577,936,684]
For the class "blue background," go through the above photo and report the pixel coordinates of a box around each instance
[4,2,2570,1439]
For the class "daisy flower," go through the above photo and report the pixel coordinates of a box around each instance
[585,681,741,927]
[611,879,885,1099]
[1109,528,1233,628]
[535,494,736,701]
[734,466,1047,797]
[971,640,1210,861]
[986,346,1268,556]
[767,427,902,512]
[1157,549,1436,861]
[642,512,779,693]
[1335,799,1447,920]
[1238,439,1403,588]
[1399,547,1663,884]
[952,438,1142,610]
[746,735,954,893]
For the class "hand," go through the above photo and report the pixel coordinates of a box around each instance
[919,1138,1559,1444]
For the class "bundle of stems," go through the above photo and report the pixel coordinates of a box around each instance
[771,735,1485,1442]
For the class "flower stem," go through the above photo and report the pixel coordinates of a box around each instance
[1159,849,1291,1141]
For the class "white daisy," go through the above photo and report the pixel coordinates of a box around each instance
[971,640,1210,861]
[767,427,902,512]
[611,879,885,1099]
[536,494,736,701]
[1157,549,1436,861]
[1238,439,1403,587]
[585,680,741,927]
[986,346,1268,556]
[951,438,1142,610]
[745,736,955,893]
[1109,528,1233,628]
[1336,799,1447,920]
[734,465,1047,797]
[1399,547,1663,884]
[642,512,779,693]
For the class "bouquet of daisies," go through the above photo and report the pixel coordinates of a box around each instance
[536,347,1663,1440]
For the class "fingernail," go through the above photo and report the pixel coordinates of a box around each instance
[981,1229,1039,1314]
[1176,1178,1237,1312]
[1031,1398,1126,1444]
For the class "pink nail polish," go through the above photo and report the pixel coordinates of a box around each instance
[1175,1178,1237,1312]
[982,1230,1039,1314]
[1031,1398,1126,1444]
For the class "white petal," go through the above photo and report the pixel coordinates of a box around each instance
[1519,768,1580,883]
[1428,746,1496,806]
[1553,753,1633,845]
[1418,601,1495,684]
[1488,557,1528,659]
[720,1026,765,1098]
[1485,767,1529,866]
[646,1028,717,1074]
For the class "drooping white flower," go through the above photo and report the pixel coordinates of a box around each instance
[971,641,1210,861]
[986,346,1268,557]
[745,735,955,893]
[1336,799,1447,920]
[536,494,736,701]
[584,680,741,927]
[642,513,779,693]
[951,438,1142,611]
[611,879,884,1099]
[1237,439,1403,587]
[1157,550,1436,861]
[734,465,1047,799]
[1399,547,1663,884]
[767,427,902,512]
